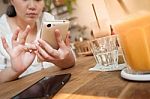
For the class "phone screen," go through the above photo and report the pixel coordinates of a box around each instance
[12,73,71,99]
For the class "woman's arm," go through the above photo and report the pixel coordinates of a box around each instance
[0,26,36,83]
[0,67,21,83]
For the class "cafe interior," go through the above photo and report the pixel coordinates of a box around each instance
[1,0,150,99]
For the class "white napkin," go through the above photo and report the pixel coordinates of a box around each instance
[89,63,126,72]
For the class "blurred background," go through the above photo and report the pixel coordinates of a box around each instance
[1,0,150,46]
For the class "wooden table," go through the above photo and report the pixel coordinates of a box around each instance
[0,56,150,99]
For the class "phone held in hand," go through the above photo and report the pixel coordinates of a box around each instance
[12,73,71,99]
[40,20,70,49]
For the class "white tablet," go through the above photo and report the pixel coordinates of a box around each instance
[40,20,70,49]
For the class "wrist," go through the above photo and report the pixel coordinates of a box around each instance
[10,60,26,74]
[53,49,75,69]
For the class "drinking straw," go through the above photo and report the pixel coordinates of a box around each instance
[92,3,101,29]
[117,0,129,14]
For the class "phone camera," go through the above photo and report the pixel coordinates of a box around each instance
[47,24,51,27]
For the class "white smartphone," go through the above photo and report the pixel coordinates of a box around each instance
[40,20,70,49]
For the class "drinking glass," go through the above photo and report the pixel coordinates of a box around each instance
[90,35,121,71]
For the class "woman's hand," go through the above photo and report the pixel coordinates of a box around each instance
[1,25,36,73]
[35,29,75,69]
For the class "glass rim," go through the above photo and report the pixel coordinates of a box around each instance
[90,34,118,42]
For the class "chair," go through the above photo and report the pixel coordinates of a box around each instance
[74,41,92,56]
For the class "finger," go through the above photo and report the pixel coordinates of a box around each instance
[24,43,37,52]
[54,29,66,48]
[38,39,53,50]
[38,39,59,58]
[1,36,11,54]
[36,44,51,58]
[19,25,31,45]
[35,51,45,62]
[65,31,70,47]
[11,27,20,47]
[36,51,56,61]
[12,27,20,42]
[25,43,37,50]
[37,42,59,60]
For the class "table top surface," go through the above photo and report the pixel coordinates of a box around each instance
[0,56,150,99]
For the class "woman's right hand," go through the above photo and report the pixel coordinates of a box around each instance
[1,25,36,74]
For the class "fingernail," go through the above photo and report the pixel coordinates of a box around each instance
[35,43,39,47]
[16,26,20,29]
[38,39,43,42]
[55,29,59,32]
[27,25,30,28]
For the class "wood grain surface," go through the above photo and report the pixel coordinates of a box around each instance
[0,56,150,99]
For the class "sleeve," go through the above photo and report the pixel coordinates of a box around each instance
[0,19,11,60]
[0,23,10,70]
[0,31,11,60]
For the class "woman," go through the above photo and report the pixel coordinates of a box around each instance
[0,0,75,83]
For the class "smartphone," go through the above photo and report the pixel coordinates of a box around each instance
[40,20,70,49]
[12,73,71,99]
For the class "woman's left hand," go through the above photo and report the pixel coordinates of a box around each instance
[35,29,75,69]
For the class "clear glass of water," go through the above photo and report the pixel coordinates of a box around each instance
[90,35,119,71]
